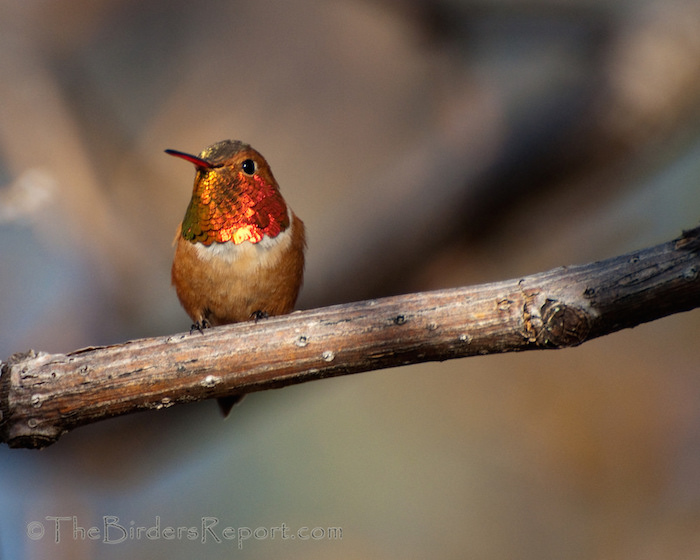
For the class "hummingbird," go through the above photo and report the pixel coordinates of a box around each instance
[167,140,306,416]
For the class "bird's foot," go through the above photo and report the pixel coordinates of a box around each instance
[190,318,211,334]
[251,310,269,322]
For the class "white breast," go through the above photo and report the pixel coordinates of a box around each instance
[192,209,295,269]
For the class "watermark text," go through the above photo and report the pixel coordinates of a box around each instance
[26,516,342,549]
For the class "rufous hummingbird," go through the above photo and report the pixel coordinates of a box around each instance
[167,139,306,416]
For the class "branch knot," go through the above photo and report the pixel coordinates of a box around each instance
[536,299,591,349]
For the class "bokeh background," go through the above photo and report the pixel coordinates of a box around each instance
[2,0,700,558]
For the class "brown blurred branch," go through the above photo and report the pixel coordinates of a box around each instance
[1,226,699,449]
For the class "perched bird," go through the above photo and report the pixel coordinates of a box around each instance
[167,140,306,415]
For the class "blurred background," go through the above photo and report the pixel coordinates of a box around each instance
[1,0,700,558]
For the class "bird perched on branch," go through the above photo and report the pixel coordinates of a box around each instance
[167,140,306,415]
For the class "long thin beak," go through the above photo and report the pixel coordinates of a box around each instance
[165,149,214,169]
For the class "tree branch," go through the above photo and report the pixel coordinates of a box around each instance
[2,226,699,449]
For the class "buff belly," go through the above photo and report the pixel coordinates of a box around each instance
[171,214,305,326]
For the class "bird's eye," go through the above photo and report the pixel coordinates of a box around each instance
[241,159,256,175]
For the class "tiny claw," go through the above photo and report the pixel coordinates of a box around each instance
[190,319,211,334]
[251,310,268,322]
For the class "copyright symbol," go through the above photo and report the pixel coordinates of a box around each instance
[26,521,45,540]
